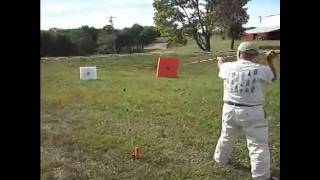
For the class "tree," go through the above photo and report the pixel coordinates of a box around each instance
[41,31,53,56]
[153,0,218,51]
[68,26,98,55]
[41,24,161,56]
[102,25,114,33]
[128,24,145,52]
[115,28,134,53]
[76,33,96,55]
[140,26,161,46]
[96,30,113,54]
[41,31,76,57]
[226,23,245,49]
[213,0,250,49]
[54,34,76,56]
[102,25,117,54]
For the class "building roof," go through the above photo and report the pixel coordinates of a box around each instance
[259,14,280,27]
[245,25,280,34]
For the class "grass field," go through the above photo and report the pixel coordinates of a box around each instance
[41,38,280,180]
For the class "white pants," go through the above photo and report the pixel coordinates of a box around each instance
[214,104,270,180]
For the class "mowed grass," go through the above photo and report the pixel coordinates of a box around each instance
[41,39,280,180]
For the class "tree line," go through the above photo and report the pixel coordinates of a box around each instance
[41,24,161,57]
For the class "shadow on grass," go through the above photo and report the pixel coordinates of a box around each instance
[228,161,280,179]
[228,161,251,172]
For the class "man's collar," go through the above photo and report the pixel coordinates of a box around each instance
[238,58,254,63]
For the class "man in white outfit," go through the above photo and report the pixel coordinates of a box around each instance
[213,42,278,180]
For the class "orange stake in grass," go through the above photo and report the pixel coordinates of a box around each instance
[132,146,141,160]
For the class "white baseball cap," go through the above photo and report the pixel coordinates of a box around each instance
[237,42,259,54]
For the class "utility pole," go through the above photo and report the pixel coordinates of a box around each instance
[106,16,117,54]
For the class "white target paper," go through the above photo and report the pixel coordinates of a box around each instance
[79,67,97,80]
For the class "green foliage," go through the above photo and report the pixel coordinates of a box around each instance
[153,0,250,51]
[115,24,162,53]
[140,26,161,45]
[153,0,217,51]
[213,0,250,49]
[41,31,76,57]
[41,24,161,57]
[96,30,113,54]
[166,29,188,48]
[115,28,135,53]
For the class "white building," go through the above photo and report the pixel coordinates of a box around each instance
[243,14,280,40]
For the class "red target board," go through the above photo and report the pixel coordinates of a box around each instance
[156,57,179,78]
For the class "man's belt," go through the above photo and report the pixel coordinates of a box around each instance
[224,101,262,107]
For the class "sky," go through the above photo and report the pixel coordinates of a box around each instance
[41,0,280,30]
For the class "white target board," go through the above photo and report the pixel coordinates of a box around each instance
[79,67,97,80]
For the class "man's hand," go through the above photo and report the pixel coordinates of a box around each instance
[217,57,224,68]
[265,50,277,79]
[265,50,277,62]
